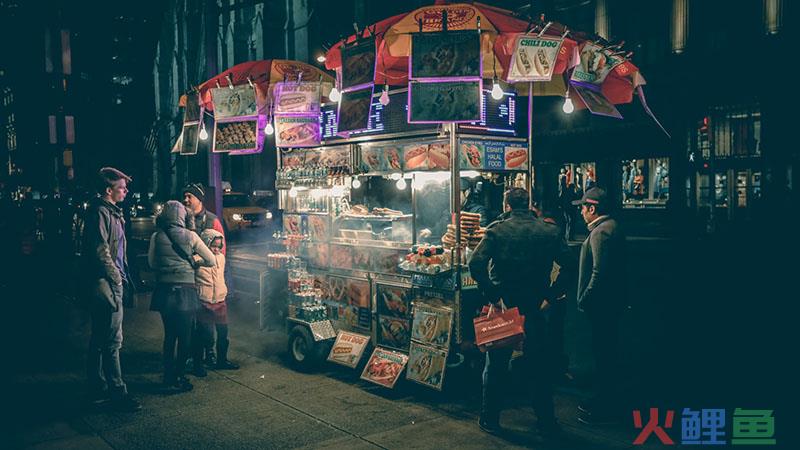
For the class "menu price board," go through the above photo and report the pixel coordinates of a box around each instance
[506,36,563,82]
[409,81,482,123]
[211,85,258,120]
[410,303,453,349]
[459,139,528,171]
[275,115,321,148]
[338,87,373,134]
[341,38,377,90]
[407,342,448,390]
[411,30,481,79]
[571,42,624,85]
[180,123,199,155]
[327,331,370,368]
[212,119,258,153]
[273,82,321,114]
[360,347,409,389]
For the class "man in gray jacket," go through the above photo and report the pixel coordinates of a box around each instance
[82,167,141,412]
[573,187,627,424]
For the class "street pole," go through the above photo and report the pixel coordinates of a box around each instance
[205,0,223,216]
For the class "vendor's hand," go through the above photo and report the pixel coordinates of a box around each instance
[540,299,551,311]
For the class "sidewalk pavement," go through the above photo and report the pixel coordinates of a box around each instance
[9,286,654,450]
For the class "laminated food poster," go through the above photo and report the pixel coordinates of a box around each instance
[211,85,258,120]
[180,123,199,155]
[407,342,448,390]
[376,283,411,318]
[360,347,409,389]
[340,38,376,90]
[378,315,411,351]
[570,41,624,85]
[506,36,563,82]
[337,86,373,134]
[273,81,321,115]
[410,303,453,348]
[327,331,370,368]
[409,81,481,123]
[275,115,321,148]
[213,119,258,152]
[459,139,529,171]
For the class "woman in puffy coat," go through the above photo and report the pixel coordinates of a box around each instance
[148,200,215,392]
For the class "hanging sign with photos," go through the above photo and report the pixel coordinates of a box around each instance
[273,81,321,115]
[337,86,374,134]
[340,38,377,91]
[571,41,625,85]
[572,82,623,119]
[506,35,564,82]
[179,92,202,155]
[410,30,481,80]
[210,84,260,153]
[211,85,258,120]
[274,115,321,148]
[409,80,482,123]
[273,80,322,148]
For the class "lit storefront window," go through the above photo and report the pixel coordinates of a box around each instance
[622,158,669,208]
[558,162,597,201]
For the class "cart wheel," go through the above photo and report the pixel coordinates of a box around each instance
[288,325,323,370]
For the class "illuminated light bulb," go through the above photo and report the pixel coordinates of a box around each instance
[351,178,361,189]
[395,178,407,190]
[329,87,341,102]
[562,96,574,114]
[264,121,274,135]
[491,79,504,100]
[316,55,326,63]
[379,85,390,106]
[199,124,209,140]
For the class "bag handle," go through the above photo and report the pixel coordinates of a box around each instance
[486,299,507,318]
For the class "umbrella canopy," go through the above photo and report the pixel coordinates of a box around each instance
[179,59,335,110]
[324,1,644,106]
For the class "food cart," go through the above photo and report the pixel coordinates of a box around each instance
[267,84,532,389]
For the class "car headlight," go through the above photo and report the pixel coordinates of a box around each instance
[265,211,273,220]
[154,203,163,214]
[232,213,243,221]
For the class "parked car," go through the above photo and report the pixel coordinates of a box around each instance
[221,192,272,232]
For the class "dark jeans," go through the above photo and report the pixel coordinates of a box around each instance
[160,310,194,382]
[589,314,621,413]
[545,298,569,377]
[481,312,555,426]
[87,283,127,398]
[193,322,229,364]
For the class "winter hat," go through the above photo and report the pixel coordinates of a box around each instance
[183,182,206,202]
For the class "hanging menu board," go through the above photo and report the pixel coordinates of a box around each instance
[409,80,482,123]
[571,41,625,85]
[273,82,321,115]
[274,81,323,148]
[211,85,260,153]
[275,116,321,148]
[337,86,374,134]
[211,85,258,120]
[180,123,199,155]
[340,38,377,90]
[213,119,259,152]
[572,82,623,119]
[410,30,481,80]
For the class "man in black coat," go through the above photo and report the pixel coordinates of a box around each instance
[82,167,141,412]
[468,188,573,437]
[573,187,627,424]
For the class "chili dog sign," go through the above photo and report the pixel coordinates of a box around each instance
[459,139,528,171]
[507,36,564,82]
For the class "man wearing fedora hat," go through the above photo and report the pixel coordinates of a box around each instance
[572,187,627,425]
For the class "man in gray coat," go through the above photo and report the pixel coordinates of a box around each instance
[573,187,627,424]
[82,167,141,412]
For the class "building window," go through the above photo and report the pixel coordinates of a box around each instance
[622,158,669,208]
[44,28,54,73]
[712,107,761,159]
[65,116,75,144]
[61,29,72,75]
[671,0,688,54]
[764,0,783,35]
[558,162,597,201]
[48,115,57,144]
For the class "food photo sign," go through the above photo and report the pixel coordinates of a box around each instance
[410,303,453,349]
[275,116,321,148]
[571,41,625,85]
[273,82,321,115]
[572,82,623,119]
[408,30,483,124]
[337,86,374,134]
[360,347,409,389]
[327,331,370,368]
[210,85,260,153]
[459,139,528,171]
[506,36,564,82]
[273,81,323,148]
[340,38,377,91]
[407,342,448,390]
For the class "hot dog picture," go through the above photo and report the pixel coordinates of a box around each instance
[278,123,316,144]
[385,148,402,170]
[461,143,482,168]
[505,148,528,169]
[428,143,450,170]
[403,145,429,170]
[360,348,408,388]
[533,48,551,76]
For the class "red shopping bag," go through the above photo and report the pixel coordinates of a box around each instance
[473,301,525,352]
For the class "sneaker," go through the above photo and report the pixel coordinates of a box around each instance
[109,395,142,412]
[192,365,208,377]
[167,376,194,393]
[204,352,217,368]
[478,418,502,435]
[215,360,239,370]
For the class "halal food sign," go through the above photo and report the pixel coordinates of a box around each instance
[507,36,564,82]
